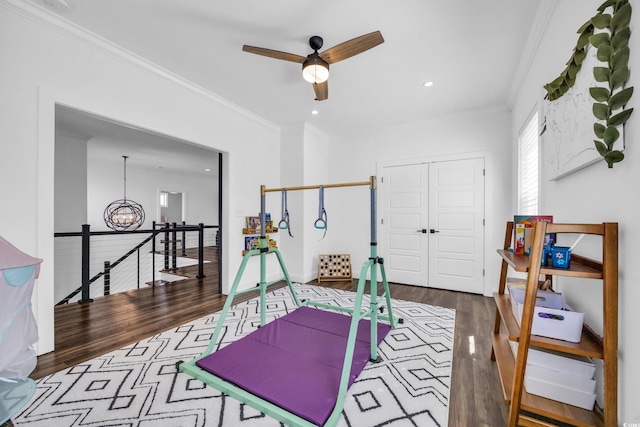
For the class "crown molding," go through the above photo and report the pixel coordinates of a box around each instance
[303,122,329,141]
[507,0,558,107]
[2,0,278,132]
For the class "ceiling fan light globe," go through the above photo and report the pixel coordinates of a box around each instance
[302,56,329,84]
[302,64,329,83]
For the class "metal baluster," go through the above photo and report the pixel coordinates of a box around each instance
[104,261,111,295]
[197,223,205,278]
[152,221,156,288]
[80,224,93,303]
[171,222,177,270]
[164,222,169,270]
[181,221,186,256]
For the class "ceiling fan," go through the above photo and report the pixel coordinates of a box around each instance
[242,31,384,101]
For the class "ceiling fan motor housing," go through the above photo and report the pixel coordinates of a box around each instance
[309,35,323,51]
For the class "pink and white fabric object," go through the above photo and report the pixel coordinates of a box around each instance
[0,236,42,380]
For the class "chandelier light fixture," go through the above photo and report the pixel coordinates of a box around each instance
[103,155,145,231]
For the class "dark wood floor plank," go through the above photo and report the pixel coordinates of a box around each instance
[26,250,507,426]
[474,359,509,426]
[449,355,477,426]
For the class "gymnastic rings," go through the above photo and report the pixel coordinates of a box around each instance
[278,189,293,237]
[314,185,328,240]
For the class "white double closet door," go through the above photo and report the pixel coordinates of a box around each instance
[380,157,485,294]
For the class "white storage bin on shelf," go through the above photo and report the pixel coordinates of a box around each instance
[508,342,596,410]
[520,343,596,378]
[509,287,584,343]
[524,376,596,410]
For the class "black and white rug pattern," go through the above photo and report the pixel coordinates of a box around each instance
[14,284,455,426]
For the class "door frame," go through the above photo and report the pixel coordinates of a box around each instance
[377,151,491,296]
[40,89,226,355]
[157,188,187,224]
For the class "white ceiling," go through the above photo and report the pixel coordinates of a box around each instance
[43,0,545,173]
[56,105,220,179]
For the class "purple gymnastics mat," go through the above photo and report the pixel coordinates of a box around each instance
[196,306,391,426]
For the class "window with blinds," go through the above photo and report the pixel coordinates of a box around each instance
[518,111,539,215]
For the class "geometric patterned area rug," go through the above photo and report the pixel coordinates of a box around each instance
[13,284,455,427]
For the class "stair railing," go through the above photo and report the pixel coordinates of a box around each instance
[55,222,217,305]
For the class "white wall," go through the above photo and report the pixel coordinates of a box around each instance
[0,1,280,354]
[86,147,218,231]
[301,124,330,280]
[55,130,220,234]
[277,123,329,283]
[511,0,638,422]
[278,125,306,281]
[54,131,88,231]
[327,107,513,295]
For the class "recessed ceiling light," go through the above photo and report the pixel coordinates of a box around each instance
[423,81,434,87]
[311,110,319,115]
[205,168,211,172]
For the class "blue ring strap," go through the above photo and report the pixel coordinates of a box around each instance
[279,189,293,237]
[314,214,327,230]
[315,186,327,239]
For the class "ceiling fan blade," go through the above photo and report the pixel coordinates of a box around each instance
[319,31,384,64]
[242,45,306,63]
[313,81,328,101]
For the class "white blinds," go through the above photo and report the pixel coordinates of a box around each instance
[518,111,539,215]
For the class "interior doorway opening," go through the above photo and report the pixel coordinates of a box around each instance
[160,190,184,224]
[53,103,223,324]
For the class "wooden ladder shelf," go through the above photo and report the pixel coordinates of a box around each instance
[490,221,618,426]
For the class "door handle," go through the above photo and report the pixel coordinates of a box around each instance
[430,229,440,233]
[416,229,427,233]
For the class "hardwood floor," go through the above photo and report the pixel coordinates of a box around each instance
[324,281,509,426]
[31,246,224,379]
[27,248,508,426]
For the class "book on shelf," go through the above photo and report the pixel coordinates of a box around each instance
[514,215,555,255]
[244,236,258,251]
[245,235,276,251]
[245,214,278,233]
[245,216,260,232]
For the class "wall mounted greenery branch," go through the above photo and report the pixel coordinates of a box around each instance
[543,0,633,168]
